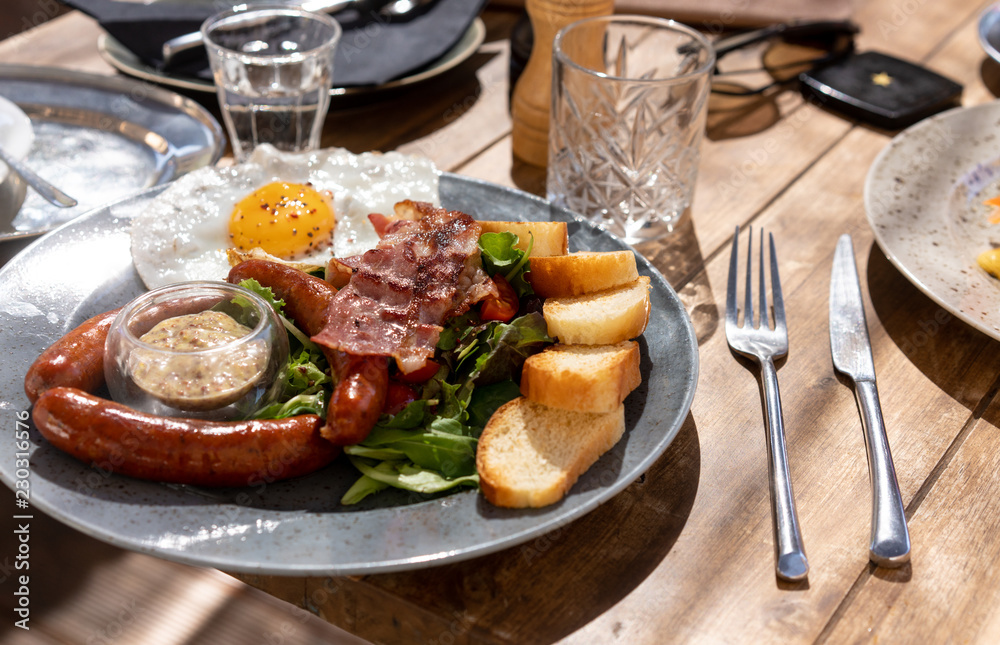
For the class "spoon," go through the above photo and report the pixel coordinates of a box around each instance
[0,145,78,208]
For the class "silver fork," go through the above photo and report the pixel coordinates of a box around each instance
[724,226,809,582]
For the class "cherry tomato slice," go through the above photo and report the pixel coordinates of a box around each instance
[396,359,440,384]
[480,274,519,322]
[384,382,418,416]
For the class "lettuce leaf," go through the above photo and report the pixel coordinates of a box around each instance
[467,379,521,430]
[479,231,534,297]
[253,391,326,419]
[344,456,479,498]
[340,231,552,505]
[340,475,390,505]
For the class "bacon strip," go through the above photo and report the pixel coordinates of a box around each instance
[312,203,497,373]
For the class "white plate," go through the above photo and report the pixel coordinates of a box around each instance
[0,173,699,575]
[865,100,1000,340]
[0,95,33,185]
[98,18,485,104]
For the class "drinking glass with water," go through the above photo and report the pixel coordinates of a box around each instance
[202,6,342,162]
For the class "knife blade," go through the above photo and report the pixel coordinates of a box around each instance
[829,233,911,567]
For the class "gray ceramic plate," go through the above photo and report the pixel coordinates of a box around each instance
[0,174,698,575]
[0,65,224,242]
[865,100,1000,341]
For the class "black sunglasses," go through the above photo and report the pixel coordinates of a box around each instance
[710,20,860,96]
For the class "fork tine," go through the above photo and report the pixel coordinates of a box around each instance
[726,225,740,327]
[769,232,786,330]
[744,226,754,328]
[759,228,769,330]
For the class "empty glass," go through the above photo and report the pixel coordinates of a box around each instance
[202,5,341,162]
[547,16,714,243]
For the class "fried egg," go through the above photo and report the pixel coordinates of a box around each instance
[130,145,440,290]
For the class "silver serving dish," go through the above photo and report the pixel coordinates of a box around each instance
[0,64,224,241]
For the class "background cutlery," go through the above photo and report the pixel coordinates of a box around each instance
[0,144,77,208]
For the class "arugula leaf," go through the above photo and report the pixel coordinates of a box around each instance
[253,391,326,419]
[236,278,286,315]
[479,232,522,274]
[468,379,521,430]
[437,311,480,352]
[340,475,390,505]
[381,399,430,429]
[468,312,552,386]
[344,445,408,460]
[283,350,330,393]
[346,456,479,495]
[478,231,534,297]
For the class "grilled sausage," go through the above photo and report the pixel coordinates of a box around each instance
[323,353,388,445]
[24,308,121,404]
[32,387,337,487]
[227,259,337,337]
[227,259,389,445]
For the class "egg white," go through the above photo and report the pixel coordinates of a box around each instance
[130,145,440,290]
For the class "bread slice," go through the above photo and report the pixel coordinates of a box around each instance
[477,397,626,508]
[477,220,568,257]
[528,250,639,298]
[543,276,651,345]
[520,341,640,413]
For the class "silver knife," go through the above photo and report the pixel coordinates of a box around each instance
[829,233,911,567]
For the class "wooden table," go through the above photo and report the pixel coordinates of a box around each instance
[4,1,1000,643]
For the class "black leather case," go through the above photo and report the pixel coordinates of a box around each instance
[799,51,962,129]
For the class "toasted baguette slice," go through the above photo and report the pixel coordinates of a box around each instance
[528,250,639,298]
[477,398,626,508]
[520,342,640,413]
[543,277,651,345]
[477,220,568,257]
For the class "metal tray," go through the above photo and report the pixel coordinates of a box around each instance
[0,65,224,241]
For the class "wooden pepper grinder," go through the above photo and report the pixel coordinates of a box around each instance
[511,0,613,167]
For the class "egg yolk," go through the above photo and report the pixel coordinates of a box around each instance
[978,248,1000,278]
[229,182,334,259]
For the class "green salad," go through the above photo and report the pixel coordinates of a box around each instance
[239,231,552,504]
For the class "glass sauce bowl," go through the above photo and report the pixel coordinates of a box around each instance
[104,281,289,420]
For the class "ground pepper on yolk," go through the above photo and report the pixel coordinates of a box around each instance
[229,182,335,259]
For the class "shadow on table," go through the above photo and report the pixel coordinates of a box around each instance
[980,56,1000,97]
[866,243,1000,412]
[356,416,701,645]
[706,91,783,141]
[0,509,123,630]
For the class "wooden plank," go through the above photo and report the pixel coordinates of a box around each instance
[807,8,1000,643]
[819,403,1000,644]
[5,1,998,643]
[0,12,109,73]
[323,4,1000,643]
[0,509,367,645]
